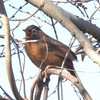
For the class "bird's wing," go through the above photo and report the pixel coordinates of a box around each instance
[46,37,77,61]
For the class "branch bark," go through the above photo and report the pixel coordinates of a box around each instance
[34,76,44,100]
[29,67,92,100]
[30,77,38,100]
[25,0,100,65]
[41,68,92,100]
[0,1,23,100]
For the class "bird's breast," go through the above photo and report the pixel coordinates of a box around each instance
[25,42,47,62]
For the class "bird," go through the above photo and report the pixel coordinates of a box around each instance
[23,25,77,77]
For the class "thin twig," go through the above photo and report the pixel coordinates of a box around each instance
[10,8,39,21]
[50,17,58,40]
[10,35,27,99]
[18,51,26,93]
[88,4,100,21]
[0,86,13,100]
[57,36,76,100]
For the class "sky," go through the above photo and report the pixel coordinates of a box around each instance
[0,0,100,100]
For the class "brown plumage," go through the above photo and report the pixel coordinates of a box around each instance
[23,25,77,77]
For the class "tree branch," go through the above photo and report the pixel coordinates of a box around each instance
[41,67,92,100]
[34,76,44,100]
[29,67,92,100]
[30,77,38,100]
[25,0,100,65]
[0,0,23,100]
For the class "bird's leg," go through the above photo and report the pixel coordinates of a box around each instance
[44,65,52,78]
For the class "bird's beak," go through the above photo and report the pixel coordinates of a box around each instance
[23,29,31,39]
[23,36,31,39]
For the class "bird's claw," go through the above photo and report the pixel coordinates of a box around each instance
[44,65,52,78]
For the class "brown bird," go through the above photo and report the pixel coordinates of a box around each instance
[23,25,77,77]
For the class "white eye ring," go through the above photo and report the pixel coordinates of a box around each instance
[31,29,37,35]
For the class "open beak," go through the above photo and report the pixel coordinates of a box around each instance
[23,29,31,39]
[23,36,31,39]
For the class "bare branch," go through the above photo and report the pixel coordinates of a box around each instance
[0,0,23,100]
[30,77,38,100]
[43,77,50,100]
[9,8,39,21]
[34,76,44,100]
[41,67,92,100]
[25,0,100,65]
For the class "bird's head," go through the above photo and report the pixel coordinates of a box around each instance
[23,25,43,40]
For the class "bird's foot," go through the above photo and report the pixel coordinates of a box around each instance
[44,65,51,78]
[44,65,62,77]
[96,48,100,54]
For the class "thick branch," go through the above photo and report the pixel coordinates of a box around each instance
[30,77,38,100]
[25,0,100,41]
[0,1,23,100]
[25,0,100,65]
[34,77,44,100]
[41,68,92,100]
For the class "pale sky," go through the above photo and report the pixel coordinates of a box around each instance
[0,0,100,100]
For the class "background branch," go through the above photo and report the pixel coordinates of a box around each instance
[0,0,23,100]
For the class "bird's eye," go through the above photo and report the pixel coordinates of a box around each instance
[31,29,37,35]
